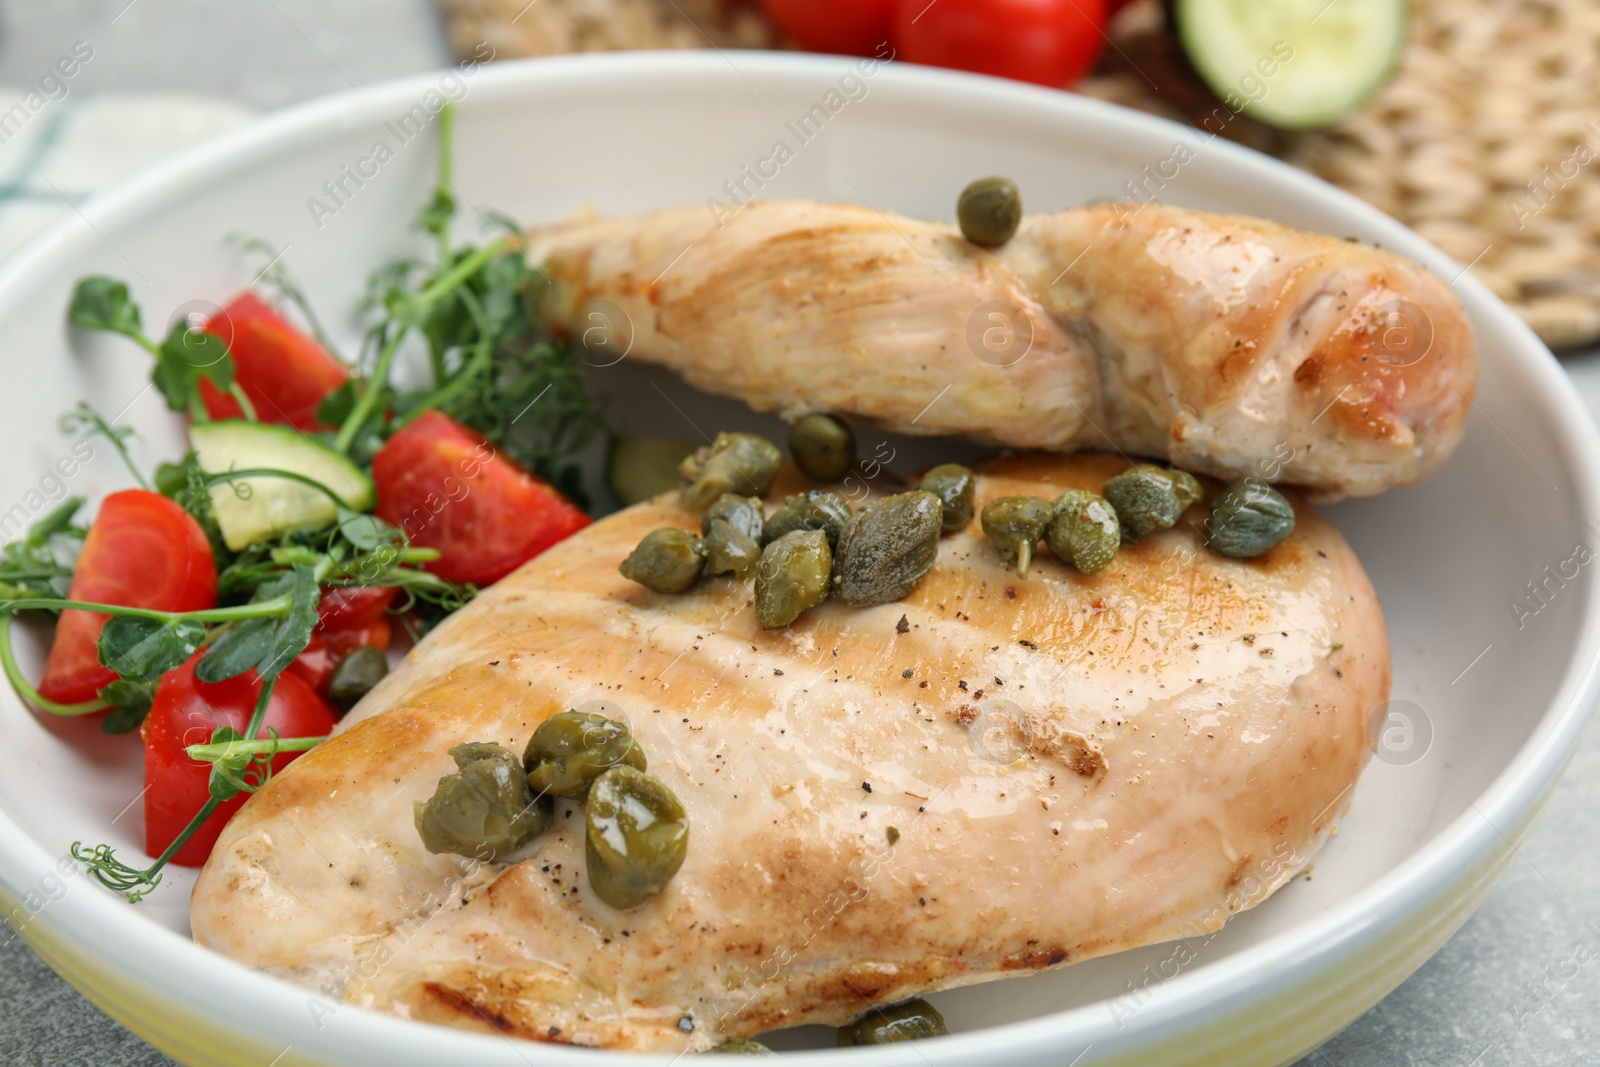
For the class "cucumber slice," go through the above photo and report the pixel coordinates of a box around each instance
[1174,0,1407,131]
[190,420,375,550]
[608,435,697,506]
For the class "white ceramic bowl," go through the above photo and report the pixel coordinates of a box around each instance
[1,52,1598,1067]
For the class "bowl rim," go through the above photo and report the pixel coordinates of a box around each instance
[3,49,1599,1067]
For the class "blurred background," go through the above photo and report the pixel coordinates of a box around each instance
[1,1,1597,1065]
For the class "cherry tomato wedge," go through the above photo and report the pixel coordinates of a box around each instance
[286,586,398,694]
[197,292,349,431]
[759,0,896,56]
[141,652,336,866]
[285,634,340,695]
[315,585,396,654]
[37,490,216,706]
[373,411,591,587]
[894,0,1108,88]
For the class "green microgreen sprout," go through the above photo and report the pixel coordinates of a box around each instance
[67,277,253,422]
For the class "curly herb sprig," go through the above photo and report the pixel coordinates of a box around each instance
[226,233,344,360]
[327,102,604,495]
[72,675,282,903]
[61,402,151,491]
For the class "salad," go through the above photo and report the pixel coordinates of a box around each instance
[0,105,604,901]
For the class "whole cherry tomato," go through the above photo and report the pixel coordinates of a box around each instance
[893,0,1109,88]
[759,0,897,56]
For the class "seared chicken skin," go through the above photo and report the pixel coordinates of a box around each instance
[192,455,1388,1051]
[528,200,1476,499]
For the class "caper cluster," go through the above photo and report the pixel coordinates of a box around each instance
[620,419,974,630]
[678,432,783,511]
[980,464,1295,578]
[414,708,689,910]
[625,421,1296,615]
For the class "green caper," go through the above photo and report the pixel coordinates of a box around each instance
[958,177,1022,248]
[836,998,949,1046]
[1102,465,1194,542]
[620,528,706,594]
[755,529,832,629]
[789,413,856,482]
[980,495,1053,578]
[1046,490,1121,574]
[701,493,764,542]
[764,490,852,548]
[524,709,647,799]
[414,742,551,861]
[833,491,943,606]
[1207,479,1295,559]
[916,464,976,533]
[704,520,763,580]
[585,765,689,909]
[1168,468,1203,512]
[679,432,783,510]
[707,1040,776,1055]
[327,645,388,712]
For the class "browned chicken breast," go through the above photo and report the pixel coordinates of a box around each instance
[191,454,1388,1051]
[527,200,1477,499]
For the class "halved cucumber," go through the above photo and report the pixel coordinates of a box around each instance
[608,435,698,506]
[1174,0,1408,131]
[190,420,375,550]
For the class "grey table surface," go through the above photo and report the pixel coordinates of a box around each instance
[3,3,1600,1065]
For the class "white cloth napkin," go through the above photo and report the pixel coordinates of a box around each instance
[0,87,253,260]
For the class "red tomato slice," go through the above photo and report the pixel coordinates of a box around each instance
[141,652,336,866]
[894,0,1108,88]
[373,411,591,587]
[315,585,397,653]
[285,634,339,695]
[286,586,398,693]
[197,292,349,431]
[37,490,217,706]
[760,0,896,56]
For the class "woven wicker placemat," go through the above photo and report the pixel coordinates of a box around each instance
[439,0,1600,349]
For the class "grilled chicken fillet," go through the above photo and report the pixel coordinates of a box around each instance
[191,454,1388,1051]
[527,199,1476,499]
